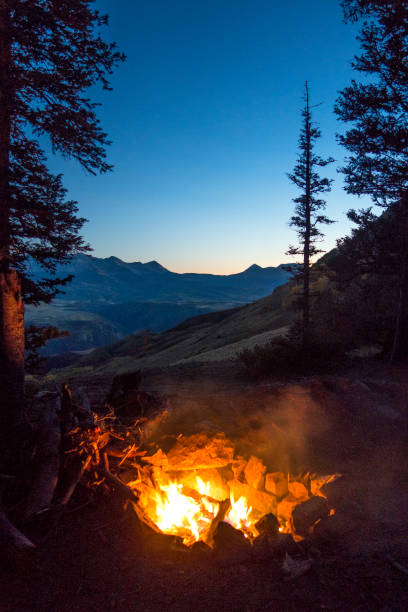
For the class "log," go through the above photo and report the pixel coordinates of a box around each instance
[24,392,61,520]
[72,386,95,429]
[205,498,230,547]
[103,464,139,502]
[0,503,36,563]
[57,455,92,506]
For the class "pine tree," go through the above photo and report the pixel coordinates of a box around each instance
[287,82,334,349]
[335,0,408,360]
[0,1,124,439]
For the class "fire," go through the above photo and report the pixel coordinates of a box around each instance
[140,475,220,546]
[225,494,254,537]
[131,433,339,547]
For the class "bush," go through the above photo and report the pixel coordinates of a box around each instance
[238,325,346,380]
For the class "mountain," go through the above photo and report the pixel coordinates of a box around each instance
[46,281,293,375]
[26,255,292,354]
[28,254,292,303]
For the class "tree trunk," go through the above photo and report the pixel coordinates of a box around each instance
[0,271,25,431]
[303,83,311,351]
[390,202,408,363]
[0,3,25,459]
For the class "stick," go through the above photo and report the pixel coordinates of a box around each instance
[386,554,408,576]
[205,498,231,547]
[102,465,139,502]
[0,503,36,559]
[58,455,92,506]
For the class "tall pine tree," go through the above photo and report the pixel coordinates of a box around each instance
[335,0,408,360]
[287,82,334,349]
[0,1,124,440]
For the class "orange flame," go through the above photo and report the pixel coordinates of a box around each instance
[133,435,339,546]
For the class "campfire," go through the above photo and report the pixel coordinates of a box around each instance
[123,432,339,547]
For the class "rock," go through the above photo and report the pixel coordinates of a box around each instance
[320,475,346,506]
[213,521,251,565]
[251,514,280,561]
[165,433,234,471]
[255,513,279,537]
[265,472,288,498]
[292,496,329,536]
[244,456,266,489]
[228,481,277,516]
[288,480,309,499]
[252,530,299,560]
[190,540,212,560]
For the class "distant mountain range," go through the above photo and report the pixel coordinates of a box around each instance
[26,254,292,355]
[28,254,292,304]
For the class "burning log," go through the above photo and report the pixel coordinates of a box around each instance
[205,498,230,546]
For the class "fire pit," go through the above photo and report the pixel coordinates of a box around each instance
[124,432,339,547]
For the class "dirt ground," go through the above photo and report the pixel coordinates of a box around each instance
[2,363,408,611]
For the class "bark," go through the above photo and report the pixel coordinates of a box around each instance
[0,271,25,425]
[0,3,25,449]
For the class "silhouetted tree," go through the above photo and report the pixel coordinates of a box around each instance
[0,1,124,444]
[336,0,408,361]
[287,82,334,349]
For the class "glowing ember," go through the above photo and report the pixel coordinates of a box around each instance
[131,433,339,547]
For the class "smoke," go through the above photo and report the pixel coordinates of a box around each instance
[141,381,332,473]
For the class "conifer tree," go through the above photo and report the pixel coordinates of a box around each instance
[335,0,408,360]
[0,1,124,439]
[287,82,334,349]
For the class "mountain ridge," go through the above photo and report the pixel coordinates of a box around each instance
[27,254,292,354]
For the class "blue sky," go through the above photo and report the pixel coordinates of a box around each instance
[47,0,368,274]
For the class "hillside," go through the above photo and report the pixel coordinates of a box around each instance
[27,255,292,353]
[49,282,293,379]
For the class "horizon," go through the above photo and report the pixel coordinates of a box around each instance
[45,0,371,275]
[68,252,291,276]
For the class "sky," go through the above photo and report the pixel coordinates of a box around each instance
[47,0,369,274]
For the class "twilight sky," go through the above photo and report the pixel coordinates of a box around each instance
[47,0,369,274]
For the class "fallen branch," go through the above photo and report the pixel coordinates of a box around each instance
[0,503,36,561]
[386,554,408,577]
[58,455,92,507]
[102,456,139,502]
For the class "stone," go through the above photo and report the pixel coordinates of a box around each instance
[244,456,266,489]
[255,513,279,537]
[292,496,329,536]
[213,521,251,565]
[265,472,288,499]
